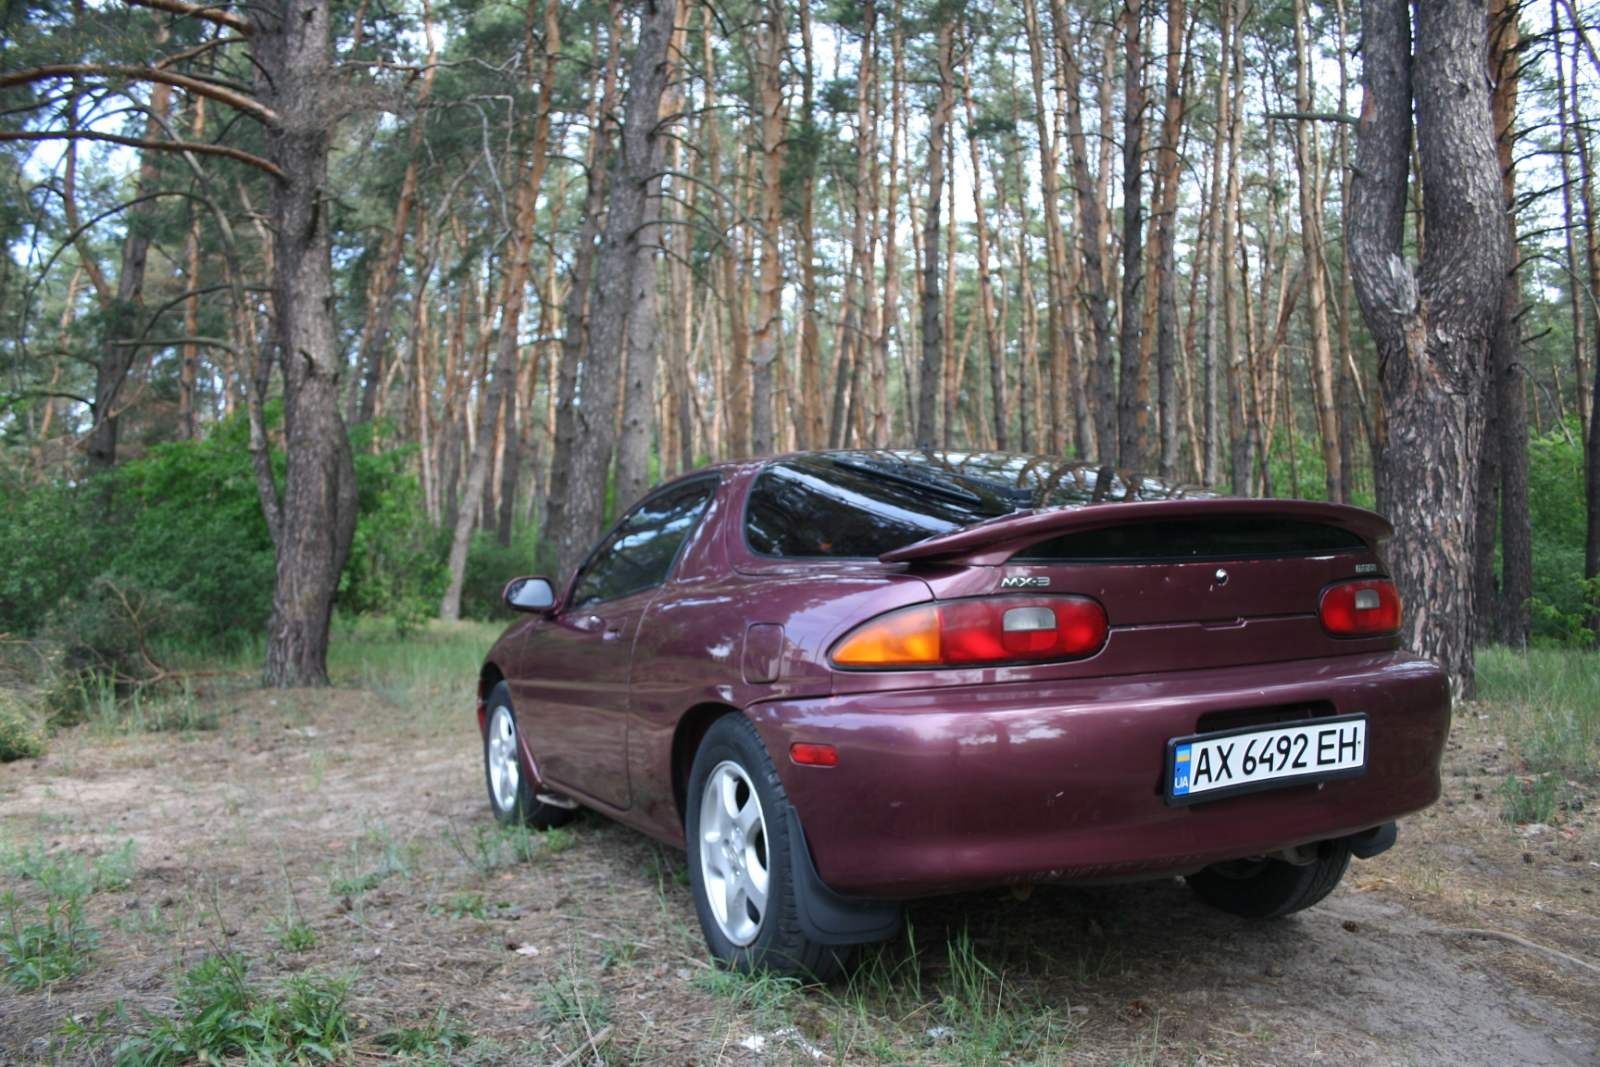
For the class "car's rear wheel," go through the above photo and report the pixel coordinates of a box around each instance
[1186,840,1352,919]
[482,682,575,830]
[685,715,844,980]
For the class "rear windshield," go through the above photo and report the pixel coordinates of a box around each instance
[1015,518,1365,563]
[744,451,1191,558]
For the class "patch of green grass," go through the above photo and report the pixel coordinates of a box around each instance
[1498,773,1566,825]
[1,890,97,990]
[328,824,414,897]
[1477,645,1600,781]
[933,927,1066,1065]
[439,892,487,920]
[539,970,610,1030]
[108,954,352,1065]
[1,839,136,897]
[272,919,318,953]
[445,821,571,874]
[693,967,805,1022]
[376,1009,473,1060]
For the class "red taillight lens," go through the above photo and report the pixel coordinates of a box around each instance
[1319,579,1402,636]
[830,596,1108,668]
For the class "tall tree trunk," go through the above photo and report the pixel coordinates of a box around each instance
[440,0,556,621]
[916,18,955,449]
[1487,0,1530,647]
[1152,0,1186,479]
[617,9,686,500]
[554,0,677,581]
[544,9,620,570]
[1553,0,1590,440]
[749,0,787,455]
[350,1,437,424]
[86,70,173,470]
[1024,0,1077,456]
[1291,0,1343,501]
[1222,0,1248,494]
[1059,22,1116,461]
[257,0,360,687]
[794,0,824,450]
[1115,0,1148,470]
[962,48,1007,451]
[1348,0,1511,696]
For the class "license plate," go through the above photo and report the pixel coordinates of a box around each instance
[1165,714,1367,805]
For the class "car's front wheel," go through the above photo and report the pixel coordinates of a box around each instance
[685,715,844,980]
[1186,839,1351,919]
[482,682,575,830]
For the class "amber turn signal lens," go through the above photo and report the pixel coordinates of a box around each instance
[1319,579,1402,636]
[830,604,941,667]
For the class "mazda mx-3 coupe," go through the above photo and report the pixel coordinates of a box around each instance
[475,450,1450,977]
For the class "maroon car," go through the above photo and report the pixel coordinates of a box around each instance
[476,450,1449,977]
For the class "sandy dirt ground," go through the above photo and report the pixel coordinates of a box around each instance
[1,684,1597,1065]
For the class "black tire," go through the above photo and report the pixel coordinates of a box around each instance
[482,682,576,830]
[1186,840,1352,919]
[684,715,846,981]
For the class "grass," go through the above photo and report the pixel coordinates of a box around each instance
[327,823,415,897]
[92,953,353,1066]
[1477,645,1600,782]
[1,891,97,990]
[375,1009,473,1059]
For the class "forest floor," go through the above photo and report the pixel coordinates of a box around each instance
[1,623,1597,1065]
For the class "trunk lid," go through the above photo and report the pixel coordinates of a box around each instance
[884,498,1392,630]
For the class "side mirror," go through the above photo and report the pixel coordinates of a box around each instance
[503,576,556,614]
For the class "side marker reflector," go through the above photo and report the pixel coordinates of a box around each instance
[789,742,839,767]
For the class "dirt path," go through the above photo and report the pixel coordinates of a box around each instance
[2,685,1597,1065]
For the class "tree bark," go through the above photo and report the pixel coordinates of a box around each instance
[749,0,788,455]
[439,1,557,621]
[1115,0,1148,471]
[257,0,360,686]
[1348,0,1511,696]
[915,18,955,450]
[1059,22,1116,462]
[1291,0,1343,502]
[554,0,677,582]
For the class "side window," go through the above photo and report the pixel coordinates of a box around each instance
[570,479,716,608]
[744,463,967,558]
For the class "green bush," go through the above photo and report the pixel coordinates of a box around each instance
[1526,422,1593,645]
[458,527,542,621]
[0,412,446,651]
[0,691,45,761]
[339,427,446,630]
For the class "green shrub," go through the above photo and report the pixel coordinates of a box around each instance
[0,691,45,761]
[1526,422,1592,646]
[458,527,541,621]
[339,425,447,630]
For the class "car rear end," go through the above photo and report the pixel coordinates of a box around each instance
[739,453,1450,899]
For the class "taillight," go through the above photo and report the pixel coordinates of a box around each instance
[830,596,1108,668]
[1319,579,1402,636]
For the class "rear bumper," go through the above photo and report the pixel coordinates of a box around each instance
[747,651,1450,898]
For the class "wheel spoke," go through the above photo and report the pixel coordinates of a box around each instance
[719,771,741,820]
[741,865,767,919]
[735,798,760,833]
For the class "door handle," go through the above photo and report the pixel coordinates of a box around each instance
[570,614,604,633]
[602,626,623,641]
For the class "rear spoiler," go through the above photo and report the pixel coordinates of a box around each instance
[879,497,1393,567]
